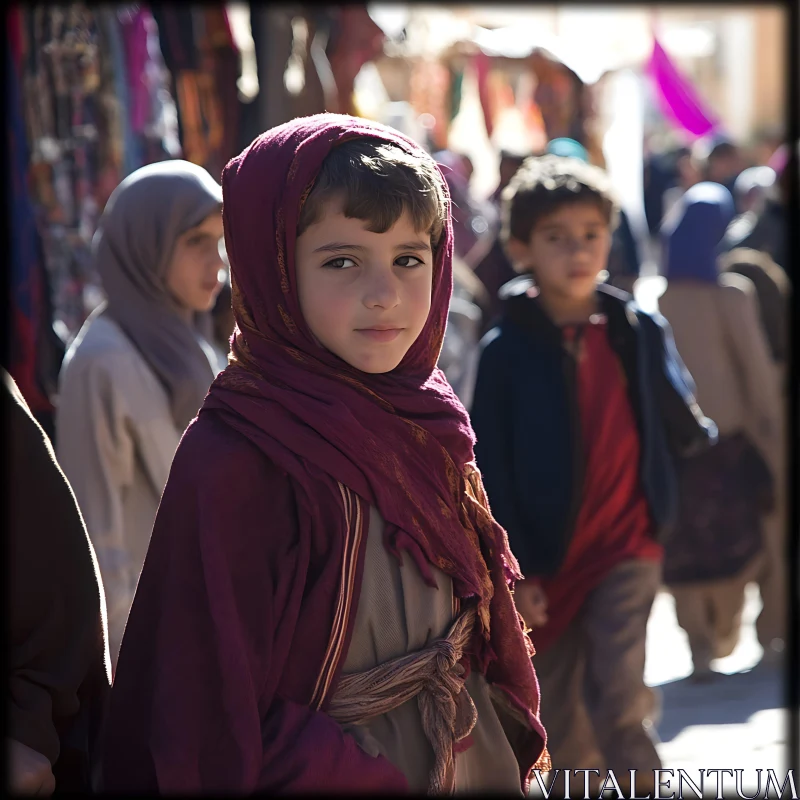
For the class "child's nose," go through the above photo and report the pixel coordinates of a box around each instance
[569,238,592,256]
[363,269,401,309]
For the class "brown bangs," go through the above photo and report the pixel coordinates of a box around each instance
[298,139,447,248]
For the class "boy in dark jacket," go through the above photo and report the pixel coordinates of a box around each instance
[471,155,716,788]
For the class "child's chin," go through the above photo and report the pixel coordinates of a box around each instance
[351,357,403,375]
[343,350,406,375]
[564,279,599,297]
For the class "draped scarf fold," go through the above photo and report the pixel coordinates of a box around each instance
[202,114,546,762]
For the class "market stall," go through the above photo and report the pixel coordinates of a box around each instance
[6,4,243,424]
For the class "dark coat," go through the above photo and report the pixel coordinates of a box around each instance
[5,369,111,793]
[471,278,717,578]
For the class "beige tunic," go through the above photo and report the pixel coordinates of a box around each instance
[658,274,782,470]
[659,274,787,657]
[56,315,183,669]
[339,506,523,794]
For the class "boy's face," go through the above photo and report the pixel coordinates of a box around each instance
[295,196,434,374]
[506,201,611,303]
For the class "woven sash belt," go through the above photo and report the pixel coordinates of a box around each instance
[327,606,479,795]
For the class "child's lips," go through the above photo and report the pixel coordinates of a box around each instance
[355,327,404,342]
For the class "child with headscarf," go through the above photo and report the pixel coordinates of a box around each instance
[100,115,549,794]
[658,182,782,677]
[55,161,226,670]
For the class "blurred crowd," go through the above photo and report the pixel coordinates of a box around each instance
[5,5,793,796]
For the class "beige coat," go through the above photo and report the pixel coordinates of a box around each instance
[658,273,787,657]
[658,273,782,471]
[56,316,183,668]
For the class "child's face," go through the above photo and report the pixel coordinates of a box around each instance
[507,201,611,303]
[166,211,226,312]
[295,196,434,374]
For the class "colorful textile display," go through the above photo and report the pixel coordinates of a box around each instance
[325,6,385,117]
[9,1,241,391]
[530,51,585,144]
[409,58,452,151]
[473,51,494,139]
[6,41,61,421]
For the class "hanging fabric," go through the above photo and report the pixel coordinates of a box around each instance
[149,5,238,176]
[408,58,452,151]
[200,5,241,177]
[646,37,718,139]
[449,67,464,122]
[325,6,385,117]
[472,50,494,139]
[6,40,64,430]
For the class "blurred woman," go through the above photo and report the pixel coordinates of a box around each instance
[658,183,782,679]
[56,161,225,670]
[719,247,790,659]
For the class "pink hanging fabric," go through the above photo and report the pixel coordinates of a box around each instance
[646,37,718,139]
[122,8,153,134]
[473,51,494,139]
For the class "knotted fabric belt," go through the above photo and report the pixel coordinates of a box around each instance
[328,606,479,795]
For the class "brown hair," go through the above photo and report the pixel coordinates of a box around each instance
[298,138,447,248]
[501,154,619,245]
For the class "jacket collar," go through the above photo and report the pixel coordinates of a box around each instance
[499,275,638,346]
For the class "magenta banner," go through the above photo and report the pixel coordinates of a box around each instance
[646,37,719,138]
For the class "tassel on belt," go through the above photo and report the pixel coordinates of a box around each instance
[328,607,479,795]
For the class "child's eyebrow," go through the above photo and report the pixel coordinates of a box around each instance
[185,230,217,240]
[313,242,367,254]
[539,221,604,232]
[313,241,432,254]
[537,223,567,233]
[394,241,432,252]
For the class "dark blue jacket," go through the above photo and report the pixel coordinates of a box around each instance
[471,278,717,579]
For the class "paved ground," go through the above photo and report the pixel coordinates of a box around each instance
[529,585,788,797]
[646,585,787,778]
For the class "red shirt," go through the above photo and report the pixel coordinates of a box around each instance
[531,318,662,654]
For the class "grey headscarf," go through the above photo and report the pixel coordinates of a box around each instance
[93,160,223,430]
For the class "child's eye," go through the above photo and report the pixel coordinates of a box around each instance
[323,257,357,269]
[395,255,424,268]
[586,232,599,241]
